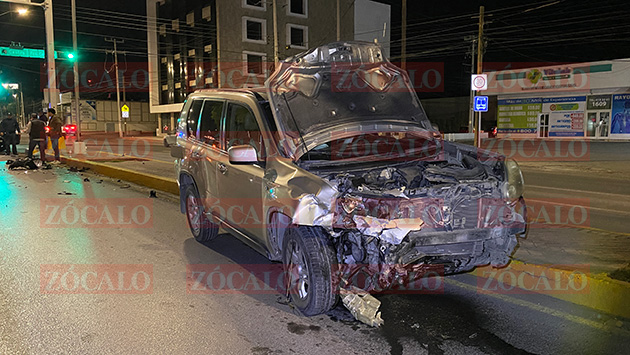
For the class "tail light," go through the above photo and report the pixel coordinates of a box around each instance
[45,126,50,133]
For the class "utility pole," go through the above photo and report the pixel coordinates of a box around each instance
[401,0,407,70]
[272,0,279,64]
[105,37,124,138]
[336,0,341,41]
[474,6,485,148]
[467,36,476,133]
[71,0,82,143]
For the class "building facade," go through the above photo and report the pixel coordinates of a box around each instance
[484,59,630,140]
[146,0,356,130]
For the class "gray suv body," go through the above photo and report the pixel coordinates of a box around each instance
[172,42,527,320]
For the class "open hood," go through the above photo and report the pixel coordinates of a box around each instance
[266,41,436,160]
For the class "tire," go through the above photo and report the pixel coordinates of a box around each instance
[282,225,338,316]
[184,185,219,243]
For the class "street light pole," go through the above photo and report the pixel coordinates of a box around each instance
[44,0,58,110]
[71,0,81,142]
[0,1,57,109]
[105,37,124,138]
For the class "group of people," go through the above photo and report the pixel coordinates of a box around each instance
[0,109,64,163]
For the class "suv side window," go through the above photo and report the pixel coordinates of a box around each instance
[224,103,264,159]
[198,100,224,147]
[187,99,204,138]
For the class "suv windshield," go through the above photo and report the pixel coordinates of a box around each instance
[266,42,434,158]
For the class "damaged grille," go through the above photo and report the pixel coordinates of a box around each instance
[450,199,480,230]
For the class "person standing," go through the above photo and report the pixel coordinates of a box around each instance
[46,108,63,163]
[37,110,47,123]
[0,112,20,156]
[24,113,47,161]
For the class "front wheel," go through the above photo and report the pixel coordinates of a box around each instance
[184,185,219,243]
[282,226,338,316]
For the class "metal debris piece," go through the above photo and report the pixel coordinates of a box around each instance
[340,286,384,327]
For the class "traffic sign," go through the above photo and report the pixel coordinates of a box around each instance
[0,46,58,59]
[474,96,489,112]
[121,104,129,119]
[471,74,488,91]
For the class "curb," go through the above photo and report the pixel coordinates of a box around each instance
[474,260,630,319]
[62,157,179,195]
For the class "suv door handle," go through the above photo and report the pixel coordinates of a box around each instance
[218,163,228,174]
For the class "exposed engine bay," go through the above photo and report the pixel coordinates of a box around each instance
[293,142,526,294]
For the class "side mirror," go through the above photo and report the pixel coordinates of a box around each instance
[228,145,259,164]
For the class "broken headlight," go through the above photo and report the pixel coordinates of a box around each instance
[502,159,524,201]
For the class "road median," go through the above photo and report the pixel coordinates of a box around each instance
[474,260,630,319]
[62,156,179,195]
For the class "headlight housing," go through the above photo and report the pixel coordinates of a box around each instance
[503,159,524,201]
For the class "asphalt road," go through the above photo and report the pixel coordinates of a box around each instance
[1,159,629,354]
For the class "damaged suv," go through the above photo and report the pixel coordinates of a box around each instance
[173,42,527,325]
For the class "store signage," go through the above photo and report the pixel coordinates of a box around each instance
[543,96,586,137]
[497,98,541,133]
[587,95,612,110]
[611,94,630,134]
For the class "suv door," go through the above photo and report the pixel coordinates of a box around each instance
[196,99,225,211]
[216,101,266,241]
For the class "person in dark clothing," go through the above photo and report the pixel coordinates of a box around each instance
[38,110,47,123]
[0,112,20,155]
[47,108,63,162]
[24,113,47,160]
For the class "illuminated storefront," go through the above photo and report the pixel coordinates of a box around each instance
[485,59,630,140]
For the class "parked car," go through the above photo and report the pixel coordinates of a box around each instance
[171,42,527,322]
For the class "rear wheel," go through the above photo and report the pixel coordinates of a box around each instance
[184,185,219,243]
[282,226,338,316]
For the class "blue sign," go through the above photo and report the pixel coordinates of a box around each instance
[474,96,489,112]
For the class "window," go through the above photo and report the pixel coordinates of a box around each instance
[198,100,224,146]
[286,24,308,49]
[159,24,166,36]
[172,19,180,32]
[288,0,307,17]
[243,0,266,10]
[246,53,264,75]
[242,17,266,44]
[186,12,195,26]
[202,6,212,21]
[187,99,203,137]
[224,103,263,158]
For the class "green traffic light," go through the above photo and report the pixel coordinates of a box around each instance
[67,53,76,60]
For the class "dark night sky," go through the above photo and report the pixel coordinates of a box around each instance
[1,0,629,103]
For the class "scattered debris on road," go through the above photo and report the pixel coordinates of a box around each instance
[340,286,384,327]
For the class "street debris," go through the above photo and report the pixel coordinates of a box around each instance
[69,166,89,173]
[149,190,157,198]
[6,158,47,170]
[340,286,384,327]
[57,191,75,195]
[83,178,90,182]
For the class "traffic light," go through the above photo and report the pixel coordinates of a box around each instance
[66,52,77,61]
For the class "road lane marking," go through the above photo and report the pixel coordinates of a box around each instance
[446,278,630,337]
[526,198,630,216]
[528,185,630,198]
